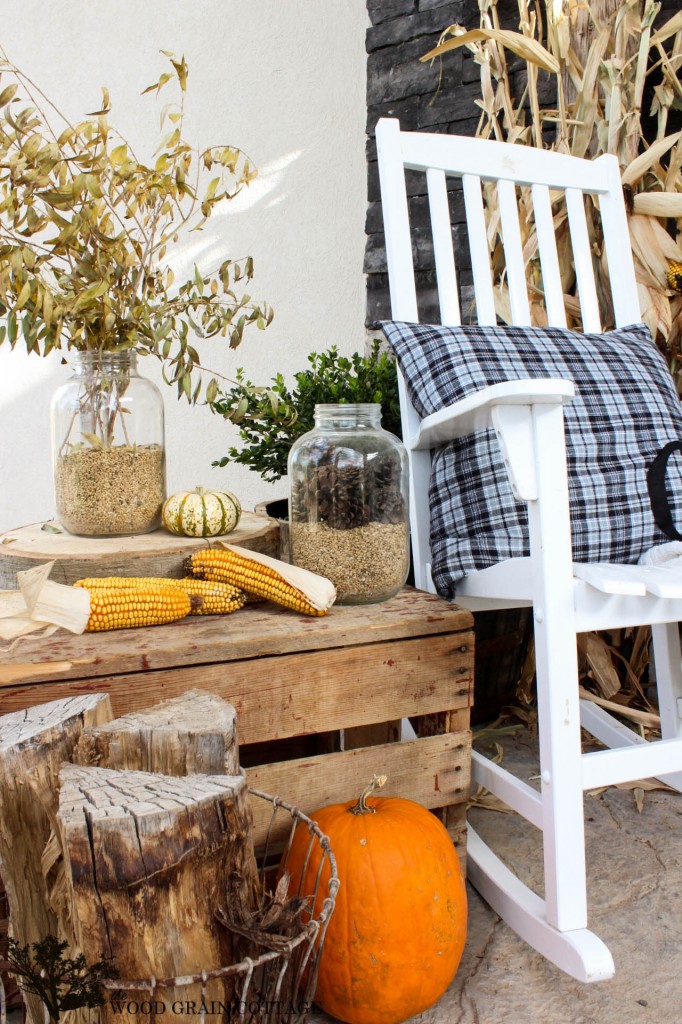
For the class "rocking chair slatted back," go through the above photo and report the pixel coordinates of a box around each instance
[379,120,641,332]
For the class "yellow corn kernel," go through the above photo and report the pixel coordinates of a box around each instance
[74,576,245,615]
[172,578,244,615]
[82,586,196,632]
[184,548,326,616]
[667,260,682,293]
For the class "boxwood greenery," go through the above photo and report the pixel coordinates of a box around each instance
[212,340,401,482]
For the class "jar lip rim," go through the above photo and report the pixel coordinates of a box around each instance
[69,348,137,364]
[313,403,381,413]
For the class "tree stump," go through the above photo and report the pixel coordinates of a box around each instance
[75,689,239,776]
[58,764,260,1022]
[0,693,263,1023]
[0,695,113,1024]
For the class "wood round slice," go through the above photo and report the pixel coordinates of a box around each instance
[0,512,280,588]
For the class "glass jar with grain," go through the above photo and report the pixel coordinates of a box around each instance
[50,350,166,536]
[288,403,409,604]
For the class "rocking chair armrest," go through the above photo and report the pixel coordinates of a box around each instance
[409,378,575,451]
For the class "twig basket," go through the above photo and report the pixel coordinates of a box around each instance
[105,790,336,1024]
[0,791,338,1024]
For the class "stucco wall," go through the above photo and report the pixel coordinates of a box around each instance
[0,0,369,533]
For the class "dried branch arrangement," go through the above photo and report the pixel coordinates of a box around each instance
[422,0,682,720]
[425,0,682,389]
[0,49,273,405]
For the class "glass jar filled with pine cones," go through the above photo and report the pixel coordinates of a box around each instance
[288,403,409,604]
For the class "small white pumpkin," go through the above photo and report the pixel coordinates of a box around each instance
[162,487,241,537]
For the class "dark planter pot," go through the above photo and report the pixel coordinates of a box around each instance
[260,497,289,521]
[254,498,290,561]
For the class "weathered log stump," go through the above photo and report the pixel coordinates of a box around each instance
[58,764,260,1022]
[0,695,113,1024]
[75,689,239,776]
[0,693,262,1023]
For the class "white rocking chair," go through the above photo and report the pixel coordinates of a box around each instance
[376,116,682,982]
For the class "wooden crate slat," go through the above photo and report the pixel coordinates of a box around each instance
[0,589,473,687]
[246,731,471,848]
[0,634,474,742]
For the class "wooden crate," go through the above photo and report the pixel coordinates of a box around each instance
[0,588,474,861]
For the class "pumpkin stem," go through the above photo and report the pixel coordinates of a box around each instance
[349,774,387,815]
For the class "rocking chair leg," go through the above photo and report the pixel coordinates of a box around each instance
[534,643,588,935]
[651,622,682,792]
[528,402,591,935]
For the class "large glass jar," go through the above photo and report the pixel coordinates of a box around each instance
[50,350,166,536]
[288,404,409,604]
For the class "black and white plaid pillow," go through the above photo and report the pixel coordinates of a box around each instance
[379,320,682,600]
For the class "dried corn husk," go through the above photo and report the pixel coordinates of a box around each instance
[630,213,680,278]
[578,687,660,729]
[423,27,560,75]
[650,10,682,47]
[578,633,621,700]
[633,192,682,217]
[0,561,90,645]
[214,541,337,612]
[622,131,682,187]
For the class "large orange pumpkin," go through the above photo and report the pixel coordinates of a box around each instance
[283,777,467,1024]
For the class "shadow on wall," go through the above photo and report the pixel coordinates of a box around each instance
[160,149,303,286]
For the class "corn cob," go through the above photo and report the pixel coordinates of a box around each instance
[184,545,335,616]
[81,586,199,632]
[74,576,246,615]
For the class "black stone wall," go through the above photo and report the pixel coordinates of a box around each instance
[366,0,478,324]
[365,0,681,326]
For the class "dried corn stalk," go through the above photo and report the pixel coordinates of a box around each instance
[424,0,682,390]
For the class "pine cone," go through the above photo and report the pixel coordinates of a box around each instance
[290,438,335,522]
[371,452,405,525]
[329,455,367,529]
[292,438,405,530]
